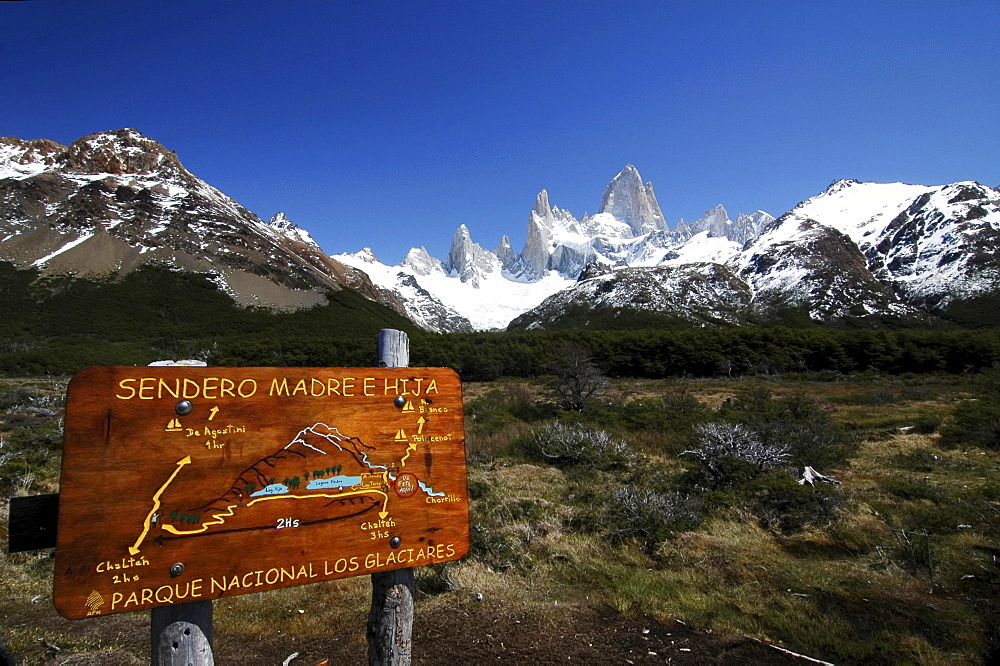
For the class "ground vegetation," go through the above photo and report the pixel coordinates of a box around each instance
[2,369,999,663]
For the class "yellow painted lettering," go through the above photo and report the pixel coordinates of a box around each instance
[270,378,290,396]
[115,378,136,400]
[139,377,156,400]
[292,380,307,396]
[342,378,355,396]
[327,378,341,395]
[220,378,235,398]
[158,378,179,399]
[182,378,200,399]
[111,592,123,609]
[363,377,375,396]
[202,377,218,399]
[238,379,257,398]
[311,378,325,396]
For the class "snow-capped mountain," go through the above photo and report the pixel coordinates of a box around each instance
[0,129,394,311]
[776,179,1000,314]
[335,244,572,332]
[5,129,995,333]
[338,164,775,330]
[509,263,755,329]
[514,178,999,329]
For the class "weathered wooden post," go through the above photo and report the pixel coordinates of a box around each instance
[368,329,416,665]
[147,362,215,666]
[152,606,213,665]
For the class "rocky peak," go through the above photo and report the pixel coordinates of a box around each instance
[494,234,516,264]
[0,137,66,179]
[445,224,501,287]
[689,204,731,238]
[598,164,668,236]
[351,247,380,263]
[65,129,184,177]
[533,189,554,221]
[267,212,319,248]
[518,191,559,280]
[268,211,294,230]
[732,211,776,246]
[401,246,444,276]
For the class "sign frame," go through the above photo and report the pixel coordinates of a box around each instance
[53,366,469,619]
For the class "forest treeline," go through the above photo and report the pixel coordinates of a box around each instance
[405,328,1000,381]
[1,263,998,378]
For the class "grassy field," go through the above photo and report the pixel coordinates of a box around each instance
[1,372,998,664]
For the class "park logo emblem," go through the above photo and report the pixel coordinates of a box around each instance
[85,590,105,616]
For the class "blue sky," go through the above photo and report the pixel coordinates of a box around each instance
[5,1,998,264]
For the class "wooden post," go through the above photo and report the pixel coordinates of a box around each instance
[368,329,416,666]
[151,604,214,666]
[148,359,214,666]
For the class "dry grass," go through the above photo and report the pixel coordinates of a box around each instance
[3,374,998,664]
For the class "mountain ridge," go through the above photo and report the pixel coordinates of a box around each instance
[3,129,998,333]
[0,129,401,313]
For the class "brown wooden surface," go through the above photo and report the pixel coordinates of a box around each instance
[53,366,469,619]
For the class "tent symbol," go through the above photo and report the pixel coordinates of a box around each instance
[166,418,183,432]
[394,429,408,441]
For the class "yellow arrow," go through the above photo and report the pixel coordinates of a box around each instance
[416,416,426,434]
[208,406,219,421]
[130,455,191,555]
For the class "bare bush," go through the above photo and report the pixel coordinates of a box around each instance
[550,343,608,411]
[527,422,635,469]
[681,422,790,487]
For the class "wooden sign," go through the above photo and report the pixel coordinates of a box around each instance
[53,366,468,619]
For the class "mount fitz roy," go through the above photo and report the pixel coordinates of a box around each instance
[1,129,998,332]
[335,165,779,331]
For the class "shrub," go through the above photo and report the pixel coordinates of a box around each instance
[466,385,552,436]
[939,399,1000,450]
[549,343,608,411]
[469,523,530,572]
[752,471,843,534]
[882,477,944,503]
[521,422,635,470]
[605,487,701,550]
[910,411,943,434]
[680,422,789,489]
[892,448,939,472]
[719,389,856,467]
